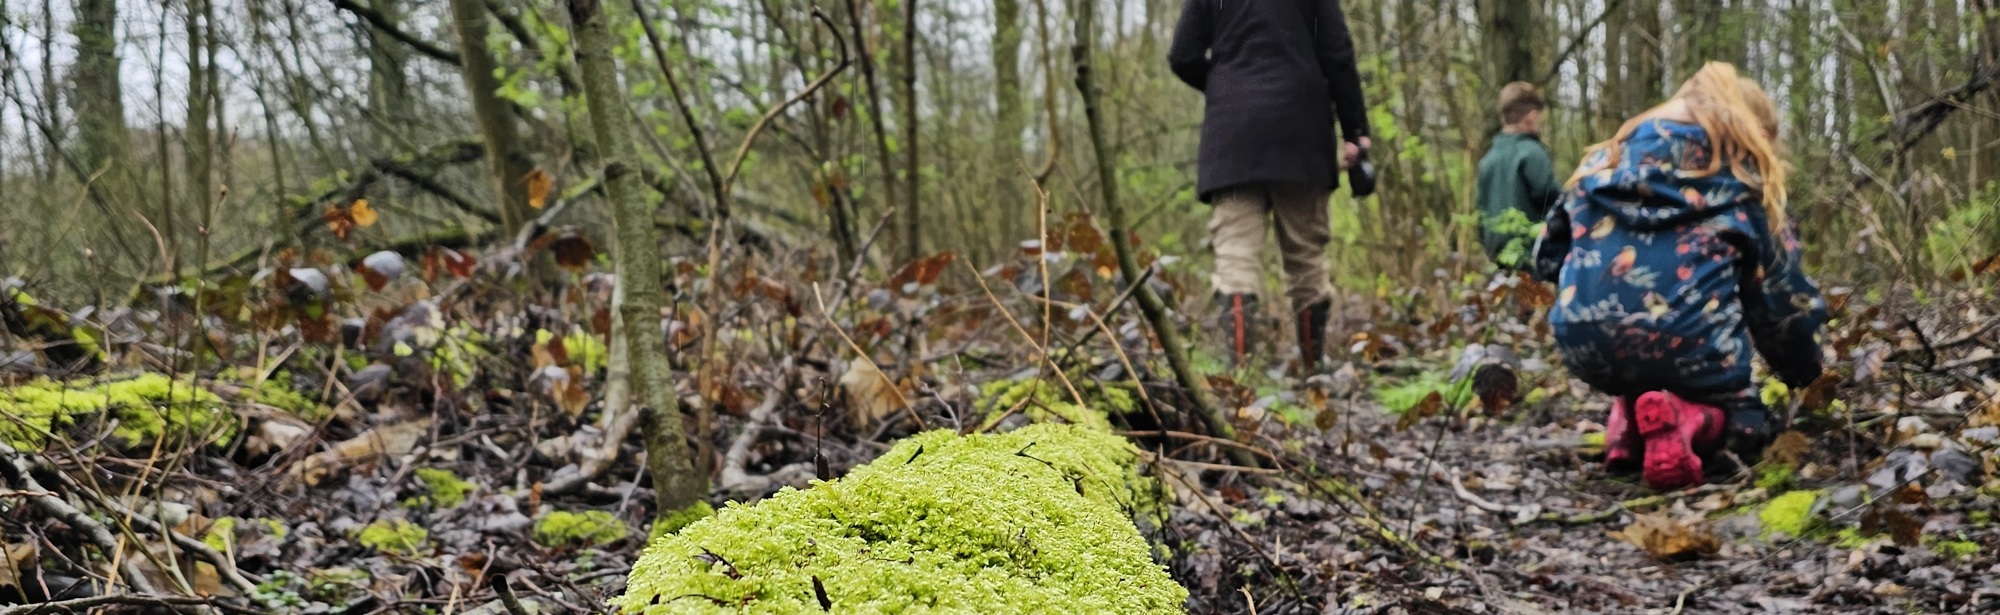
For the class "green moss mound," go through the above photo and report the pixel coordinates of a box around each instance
[1759,490,1822,538]
[0,374,237,450]
[976,378,1138,432]
[409,468,475,509]
[356,519,429,556]
[614,423,1186,614]
[534,510,630,548]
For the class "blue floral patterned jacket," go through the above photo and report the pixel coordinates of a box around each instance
[1531,119,1828,406]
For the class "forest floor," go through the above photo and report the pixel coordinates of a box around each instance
[1,229,1998,614]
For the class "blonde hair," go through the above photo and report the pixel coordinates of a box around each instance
[1498,82,1544,125]
[1569,62,1791,231]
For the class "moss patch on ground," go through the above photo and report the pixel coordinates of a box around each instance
[614,423,1186,614]
[0,374,237,450]
[533,511,630,548]
[408,468,475,509]
[1759,490,1823,539]
[356,519,429,556]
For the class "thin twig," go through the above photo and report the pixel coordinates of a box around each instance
[721,8,849,197]
[962,259,1087,409]
[811,283,923,428]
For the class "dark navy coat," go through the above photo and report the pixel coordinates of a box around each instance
[1168,0,1371,202]
[1532,119,1828,412]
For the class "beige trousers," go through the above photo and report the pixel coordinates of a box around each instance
[1207,182,1335,308]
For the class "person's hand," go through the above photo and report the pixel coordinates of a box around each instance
[1339,137,1371,169]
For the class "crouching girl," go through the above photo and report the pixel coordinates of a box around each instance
[1531,62,1829,490]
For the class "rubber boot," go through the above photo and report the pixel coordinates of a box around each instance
[1294,299,1332,374]
[1634,391,1726,491]
[1604,396,1642,475]
[1217,294,1258,367]
[1724,407,1776,461]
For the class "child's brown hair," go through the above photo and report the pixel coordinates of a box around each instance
[1569,62,1791,230]
[1498,82,1544,126]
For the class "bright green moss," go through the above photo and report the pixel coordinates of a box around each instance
[538,329,610,373]
[650,501,715,542]
[614,423,1186,614]
[1834,528,1883,549]
[0,374,235,450]
[533,511,630,548]
[1933,539,1979,560]
[1756,463,1796,492]
[356,520,428,556]
[1972,510,1993,526]
[205,517,239,551]
[976,378,1125,431]
[408,468,475,509]
[1759,490,1822,539]
[244,372,326,420]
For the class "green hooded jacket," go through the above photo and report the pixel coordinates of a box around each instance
[1476,131,1561,267]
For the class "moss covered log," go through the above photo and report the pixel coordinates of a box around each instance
[614,423,1186,614]
[0,374,236,450]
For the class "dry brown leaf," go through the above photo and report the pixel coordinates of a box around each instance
[554,365,590,419]
[840,360,903,429]
[1615,513,1719,561]
[1766,431,1812,466]
[289,418,433,485]
[0,543,34,590]
[523,168,553,209]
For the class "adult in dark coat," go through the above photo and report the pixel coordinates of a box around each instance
[1169,0,1371,372]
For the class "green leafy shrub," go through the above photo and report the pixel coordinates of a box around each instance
[614,423,1185,614]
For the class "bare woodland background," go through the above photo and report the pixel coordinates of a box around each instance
[1,0,1997,301]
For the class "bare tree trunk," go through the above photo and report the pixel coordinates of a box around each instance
[369,0,415,146]
[900,0,923,262]
[994,0,1026,242]
[1072,0,1249,465]
[565,0,709,527]
[72,0,145,273]
[451,0,536,230]
[185,0,215,246]
[844,0,900,262]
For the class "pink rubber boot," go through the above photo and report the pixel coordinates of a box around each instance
[1634,392,1725,490]
[1604,397,1642,474]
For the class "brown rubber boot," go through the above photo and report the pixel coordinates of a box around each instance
[1295,299,1332,374]
[1217,294,1258,367]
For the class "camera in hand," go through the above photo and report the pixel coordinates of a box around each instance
[1347,142,1376,198]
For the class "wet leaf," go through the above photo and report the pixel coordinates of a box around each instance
[1615,513,1719,561]
[1796,372,1841,413]
[549,231,596,272]
[356,251,405,291]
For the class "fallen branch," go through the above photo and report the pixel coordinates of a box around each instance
[0,443,159,594]
[0,593,223,615]
[62,476,261,596]
[1525,482,1741,526]
[718,370,790,493]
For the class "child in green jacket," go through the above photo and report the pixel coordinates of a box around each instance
[1477,82,1562,268]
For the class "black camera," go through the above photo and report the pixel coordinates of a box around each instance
[1347,142,1376,198]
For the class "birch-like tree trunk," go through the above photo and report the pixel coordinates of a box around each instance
[565,0,709,527]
